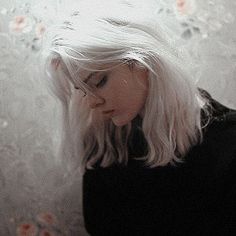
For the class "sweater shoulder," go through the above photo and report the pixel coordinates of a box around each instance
[204,109,236,155]
[200,90,236,164]
[185,108,236,185]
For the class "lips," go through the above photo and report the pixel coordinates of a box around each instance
[102,110,114,114]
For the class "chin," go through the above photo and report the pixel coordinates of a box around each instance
[111,113,137,127]
[111,119,127,127]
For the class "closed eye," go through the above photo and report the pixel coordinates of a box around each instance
[96,75,108,88]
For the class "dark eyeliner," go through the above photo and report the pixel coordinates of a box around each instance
[96,75,108,88]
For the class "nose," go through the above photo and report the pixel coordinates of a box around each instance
[87,93,105,109]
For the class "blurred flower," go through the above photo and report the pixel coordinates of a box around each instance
[175,0,196,16]
[9,15,33,34]
[39,229,56,236]
[35,22,46,39]
[36,212,57,226]
[16,223,38,236]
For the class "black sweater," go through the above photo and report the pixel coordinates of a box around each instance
[83,94,236,236]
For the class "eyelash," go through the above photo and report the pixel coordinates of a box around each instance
[96,75,108,88]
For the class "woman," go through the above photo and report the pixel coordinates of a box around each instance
[42,1,236,235]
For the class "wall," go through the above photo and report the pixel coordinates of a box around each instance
[0,0,235,235]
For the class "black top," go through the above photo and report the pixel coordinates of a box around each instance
[83,92,236,236]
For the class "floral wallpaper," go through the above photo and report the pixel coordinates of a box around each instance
[0,0,235,235]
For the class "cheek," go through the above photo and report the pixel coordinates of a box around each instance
[104,75,148,111]
[118,90,147,114]
[114,85,132,104]
[130,92,147,109]
[104,80,130,102]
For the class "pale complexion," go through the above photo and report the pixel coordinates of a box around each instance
[78,63,149,127]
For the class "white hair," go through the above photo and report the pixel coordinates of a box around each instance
[41,1,210,173]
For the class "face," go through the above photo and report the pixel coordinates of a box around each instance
[78,63,149,127]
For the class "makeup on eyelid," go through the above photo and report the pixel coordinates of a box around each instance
[85,73,108,89]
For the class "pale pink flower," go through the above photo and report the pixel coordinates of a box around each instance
[9,15,32,34]
[36,212,57,226]
[35,22,46,38]
[175,0,196,16]
[16,223,38,236]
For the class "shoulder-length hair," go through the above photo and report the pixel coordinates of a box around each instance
[41,1,210,173]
